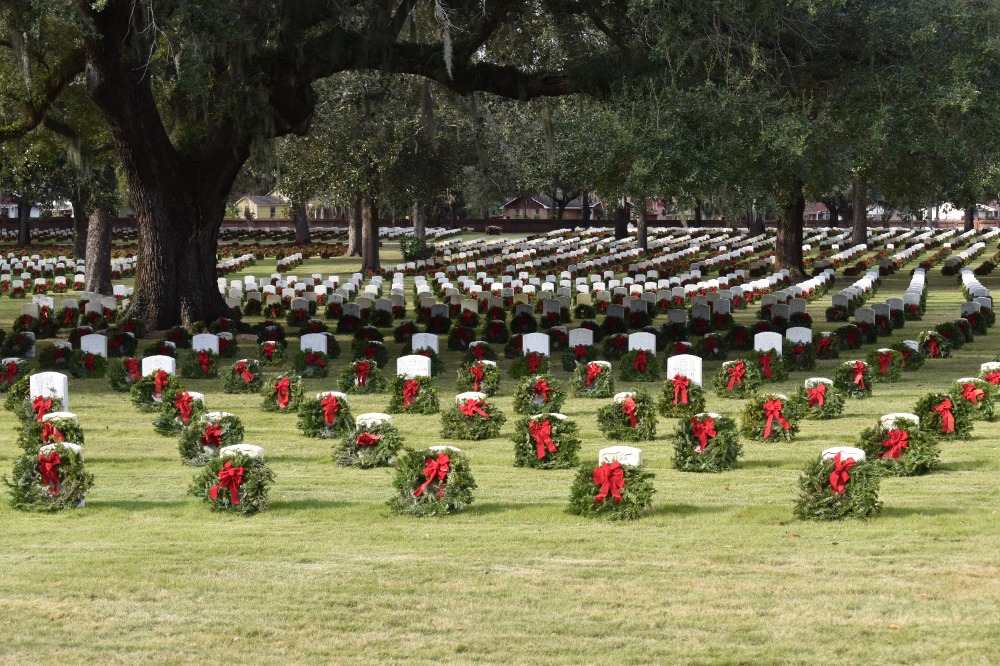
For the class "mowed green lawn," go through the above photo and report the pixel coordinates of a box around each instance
[2,241,1000,665]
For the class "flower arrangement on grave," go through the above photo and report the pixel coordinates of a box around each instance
[180,349,220,379]
[152,390,206,436]
[447,324,476,351]
[601,333,629,360]
[4,442,94,512]
[794,380,845,420]
[387,375,440,414]
[567,458,656,521]
[951,378,997,421]
[109,357,143,392]
[131,370,184,412]
[726,324,752,351]
[793,452,881,520]
[332,416,405,468]
[918,330,950,359]
[393,319,419,344]
[913,391,975,439]
[508,351,549,379]
[1,332,33,357]
[865,349,903,383]
[177,413,245,465]
[297,392,356,438]
[189,450,274,515]
[141,340,177,358]
[755,349,787,382]
[656,373,707,419]
[0,357,29,391]
[783,339,815,371]
[338,359,388,394]
[618,348,660,382]
[223,359,265,394]
[257,340,286,366]
[739,392,802,442]
[834,360,873,398]
[482,319,511,345]
[857,418,939,476]
[561,342,598,371]
[389,447,476,516]
[673,413,742,473]
[711,359,762,398]
[596,392,657,441]
[438,391,506,438]
[512,413,581,469]
[512,374,567,415]
[292,349,331,378]
[571,360,613,398]
[165,326,191,348]
[17,416,86,452]
[835,323,862,350]
[261,372,304,412]
[934,320,964,350]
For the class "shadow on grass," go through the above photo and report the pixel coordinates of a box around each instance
[647,503,728,517]
[465,502,535,516]
[740,459,792,470]
[94,500,192,511]
[936,460,994,472]
[268,499,356,511]
[880,506,962,518]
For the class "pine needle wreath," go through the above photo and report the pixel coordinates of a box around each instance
[560,343,597,371]
[891,343,924,371]
[504,334,523,358]
[178,413,245,465]
[109,357,143,392]
[865,349,903,383]
[106,331,139,358]
[913,391,975,439]
[695,333,727,361]
[292,350,331,378]
[510,312,538,335]
[463,341,498,364]
[918,330,951,359]
[3,375,31,419]
[856,418,939,476]
[794,455,881,520]
[393,319,419,344]
[352,340,389,368]
[180,350,220,379]
[188,452,275,515]
[131,372,184,413]
[508,351,550,379]
[0,358,29,391]
[739,392,802,442]
[601,333,630,360]
[512,374,567,415]
[573,361,615,398]
[5,443,94,512]
[67,350,108,379]
[152,390,207,436]
[783,340,816,371]
[1,332,34,357]
[726,324,752,351]
[794,381,845,420]
[387,375,440,414]
[223,359,265,393]
[934,320,964,350]
[951,378,997,421]
[16,417,86,452]
[255,322,287,347]
[296,393,356,438]
[165,326,191,348]
[389,447,476,516]
[455,360,501,396]
[833,360,874,398]
[440,397,506,440]
[511,414,581,469]
[813,332,839,359]
[334,420,404,468]
[217,335,239,359]
[567,462,655,520]
[836,324,862,351]
[711,359,762,398]
[37,344,71,370]
[410,347,443,376]
[447,325,476,351]
[754,349,787,382]
[257,341,286,366]
[596,392,657,441]
[618,349,660,382]
[338,360,388,394]
[673,413,743,473]
[655,374,706,419]
[482,319,511,344]
[336,313,363,334]
[261,372,305,412]
[142,340,177,358]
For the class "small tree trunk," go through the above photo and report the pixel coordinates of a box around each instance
[581,192,591,227]
[614,199,628,239]
[412,202,426,241]
[694,198,703,227]
[449,200,458,229]
[72,193,90,260]
[84,208,113,295]
[348,192,362,256]
[748,202,765,235]
[361,197,380,272]
[17,198,31,245]
[633,200,648,254]
[965,205,976,232]
[775,180,808,279]
[852,174,867,245]
[293,203,311,244]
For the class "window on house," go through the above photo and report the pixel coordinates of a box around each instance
[534,209,541,218]
[514,210,521,218]
[270,207,277,218]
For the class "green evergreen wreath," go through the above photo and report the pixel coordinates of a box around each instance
[152,390,207,436]
[393,319,419,344]
[561,343,598,371]
[918,330,951,359]
[292,350,331,378]
[223,359,265,393]
[387,375,440,414]
[891,342,924,371]
[16,417,86,452]
[950,378,997,421]
[455,361,501,396]
[409,347,443,376]
[567,461,655,520]
[0,357,30,391]
[67,350,109,379]
[711,359,762,399]
[754,349,787,382]
[508,351,550,379]
[783,340,816,371]
[913,391,975,440]
[856,418,939,476]
[511,414,581,469]
[618,349,660,382]
[178,413,245,465]
[334,419,404,468]
[573,361,615,398]
[389,446,476,516]
[131,372,184,413]
[512,374,567,415]
[188,451,275,515]
[596,392,657,441]
[296,393,356,438]
[865,349,903,383]
[338,360,388,394]
[261,372,305,412]
[463,341,498,363]
[5,443,94,512]
[833,360,874,398]
[353,340,389,368]
[142,340,178,358]
[106,331,139,358]
[813,332,839,359]
[933,320,964,350]
[440,397,507,440]
[794,453,881,520]
[447,325,477,351]
[794,380,845,420]
[257,341,286,366]
[4,376,31,419]
[836,324,863,351]
[109,357,143,392]
[656,374,707,419]
[739,392,802,442]
[695,332,728,361]
[673,412,742,473]
[180,350,220,379]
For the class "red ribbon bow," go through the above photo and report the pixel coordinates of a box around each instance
[815,336,832,355]
[532,379,552,403]
[459,398,489,418]
[209,461,245,505]
[403,379,420,407]
[674,341,688,354]
[471,345,485,360]
[124,358,141,381]
[806,383,827,408]
[985,370,1000,385]
[201,423,223,449]
[362,345,377,360]
[877,352,893,375]
[961,383,985,404]
[621,395,638,427]
[153,369,170,398]
[573,344,589,361]
[40,421,64,443]
[173,391,193,423]
[584,362,603,386]
[4,360,18,383]
[593,460,624,503]
[305,352,327,367]
[762,399,790,438]
[526,353,542,373]
[881,429,909,459]
[414,452,450,498]
[234,361,254,383]
[852,361,867,390]
[933,399,955,433]
[354,361,371,386]
[262,343,276,360]
[83,354,95,372]
[758,353,773,379]
[633,350,648,373]
[356,432,382,447]
[672,374,689,405]
[321,394,340,425]
[469,364,484,391]
[32,396,52,422]
[690,416,716,451]
[928,338,940,357]
[37,451,61,495]
[829,453,856,495]
[726,362,745,390]
[274,377,290,409]
[529,419,557,459]
[197,351,212,372]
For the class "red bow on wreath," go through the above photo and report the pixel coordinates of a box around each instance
[633,350,648,373]
[262,343,276,360]
[927,338,940,358]
[362,345,377,360]
[532,379,552,403]
[829,453,856,495]
[877,352,893,375]
[573,344,589,361]
[4,360,18,383]
[621,395,638,428]
[123,358,141,381]
[459,398,489,418]
[762,399,790,438]
[806,383,827,408]
[356,432,382,447]
[151,369,170,399]
[726,362,746,390]
[210,461,245,505]
[791,344,805,356]
[933,398,955,433]
[354,361,371,386]
[961,383,985,404]
[37,451,61,495]
[234,361,254,384]
[881,429,909,459]
[201,423,223,449]
[402,379,420,407]
[758,353,773,379]
[526,352,542,373]
[40,421,64,443]
[690,416,716,451]
[529,419,557,459]
[321,393,339,425]
[984,370,1000,385]
[173,391,194,423]
[32,396,52,422]
[815,337,832,355]
[274,377,290,409]
[593,460,624,503]
[672,374,689,405]
[704,337,718,354]
[197,351,212,373]
[469,364,484,391]
[852,361,867,390]
[414,452,450,498]
[674,341,688,354]
[584,362,603,386]
[471,345,485,360]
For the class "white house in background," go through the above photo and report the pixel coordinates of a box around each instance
[0,194,65,219]
[918,202,1000,222]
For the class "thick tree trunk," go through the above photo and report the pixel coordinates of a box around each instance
[965,206,976,232]
[72,193,90,260]
[748,202,765,236]
[449,200,458,229]
[294,203,311,244]
[84,208,113,295]
[852,174,867,246]
[16,198,31,245]
[361,197,380,272]
[775,181,808,279]
[823,199,839,227]
[348,193,362,256]
[614,199,628,239]
[412,202,426,241]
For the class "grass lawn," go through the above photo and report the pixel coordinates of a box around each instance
[2,240,1000,664]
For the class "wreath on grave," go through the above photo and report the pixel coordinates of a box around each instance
[456,360,501,396]
[408,346,443,376]
[833,360,873,398]
[755,349,787,382]
[954,317,975,344]
[1,332,34,357]
[857,418,940,476]
[813,333,839,360]
[596,392,657,441]
[263,300,284,319]
[508,351,550,379]
[106,331,138,358]
[389,447,476,516]
[322,299,341,320]
[567,460,655,521]
[510,312,538,335]
[628,310,652,330]
[600,314,628,336]
[601,333,629,360]
[178,413,245,465]
[504,334,523,358]
[223,359,265,393]
[285,307,311,329]
[68,326,91,349]
[835,324,862,351]
[574,302,596,319]
[353,340,389,369]
[447,325,476,351]
[457,309,480,329]
[578,319,606,343]
[37,344,71,369]
[618,349,660,382]
[561,343,597,371]
[165,326,191,348]
[257,341,286,366]
[673,413,743,473]
[5,376,34,423]
[483,319,511,344]
[180,350,220,379]
[656,374,707,419]
[152,390,207,437]
[387,375,440,414]
[142,340,177,358]
[261,373,305,412]
[688,315,714,337]
[292,350,331,378]
[952,379,997,421]
[242,298,263,317]
[393,319,419,344]
[338,360,388,394]
[934,320,964,350]
[207,317,236,335]
[918,331,950,359]
[189,451,275,515]
[572,361,613,398]
[865,349,903,383]
[17,416,86,452]
[298,318,329,337]
[964,310,989,335]
[440,397,506,440]
[332,419,404,468]
[739,392,802,442]
[131,371,184,412]
[370,308,393,328]
[0,357,29,391]
[109,357,143,392]
[60,306,79,328]
[423,313,451,334]
[783,340,816,371]
[982,364,1000,386]
[793,454,881,520]
[711,359,762,399]
[297,393,356,438]
[695,333,727,361]
[726,324,752,351]
[464,341,497,364]
[888,342,922,372]
[4,443,94,512]
[794,381,845,420]
[512,374,567,415]
[549,327,569,350]
[913,391,975,439]
[336,312,363,334]
[512,414,581,469]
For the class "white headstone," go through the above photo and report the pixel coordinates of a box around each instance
[627,332,656,353]
[666,354,703,386]
[219,443,265,460]
[191,333,220,355]
[880,413,920,430]
[568,328,594,347]
[29,372,69,410]
[299,333,328,354]
[598,446,643,467]
[522,332,550,356]
[396,355,432,378]
[785,327,813,345]
[355,412,393,428]
[80,334,108,358]
[141,355,176,377]
[821,446,866,463]
[411,333,439,354]
[754,332,784,354]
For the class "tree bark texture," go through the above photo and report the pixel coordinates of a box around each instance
[84,208,113,295]
[294,203,311,244]
[694,198,703,227]
[581,192,591,227]
[633,199,648,254]
[348,193,362,256]
[361,197,380,272]
[852,175,867,246]
[775,181,808,279]
[17,198,31,245]
[412,202,426,241]
[72,193,89,260]
[747,203,765,236]
[614,200,628,239]
[965,206,976,232]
